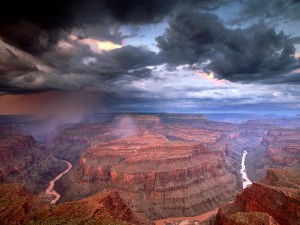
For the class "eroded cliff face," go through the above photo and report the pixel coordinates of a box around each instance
[0,135,37,184]
[263,128,300,167]
[216,168,300,225]
[234,125,300,182]
[0,183,153,225]
[45,123,110,162]
[58,115,240,220]
[0,129,66,193]
[217,212,280,225]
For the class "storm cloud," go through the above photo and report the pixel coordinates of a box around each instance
[0,0,179,54]
[43,44,157,76]
[156,10,299,82]
[234,0,300,23]
[0,0,300,114]
[0,43,38,75]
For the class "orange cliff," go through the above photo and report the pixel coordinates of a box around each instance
[57,115,240,220]
[216,168,300,225]
[0,135,38,180]
[0,132,67,193]
[262,128,300,166]
[0,183,153,225]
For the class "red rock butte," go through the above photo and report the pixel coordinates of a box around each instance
[61,115,239,219]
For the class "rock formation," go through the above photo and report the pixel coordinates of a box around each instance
[45,123,106,162]
[0,183,47,224]
[57,115,240,220]
[216,168,300,225]
[263,128,300,167]
[1,114,299,224]
[0,131,66,193]
[235,125,300,182]
[0,183,153,225]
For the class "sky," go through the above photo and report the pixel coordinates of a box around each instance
[0,0,300,116]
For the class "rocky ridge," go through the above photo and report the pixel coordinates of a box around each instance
[0,129,66,193]
[0,183,153,225]
[263,128,300,166]
[216,168,300,225]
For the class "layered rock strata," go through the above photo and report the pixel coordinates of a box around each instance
[262,128,300,167]
[0,183,153,225]
[58,115,240,220]
[216,168,300,225]
[0,133,66,193]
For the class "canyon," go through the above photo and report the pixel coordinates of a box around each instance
[240,150,252,189]
[2,2,300,224]
[216,168,300,225]
[0,168,298,225]
[48,114,299,221]
[45,160,72,204]
[55,114,241,220]
[0,183,154,225]
[0,124,67,193]
[0,113,299,224]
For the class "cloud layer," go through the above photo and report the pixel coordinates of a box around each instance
[0,0,300,113]
[157,10,298,82]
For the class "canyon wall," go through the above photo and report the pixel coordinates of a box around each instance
[263,128,300,167]
[0,183,153,225]
[243,127,300,182]
[44,114,300,221]
[0,127,66,193]
[216,168,300,225]
[57,115,240,220]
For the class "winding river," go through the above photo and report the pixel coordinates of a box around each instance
[45,160,72,204]
[155,149,253,224]
[45,150,252,223]
[240,150,252,189]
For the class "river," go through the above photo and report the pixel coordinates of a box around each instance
[240,150,252,189]
[154,150,253,224]
[45,160,72,204]
[45,151,251,219]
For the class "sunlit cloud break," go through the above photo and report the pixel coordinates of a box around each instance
[69,35,122,53]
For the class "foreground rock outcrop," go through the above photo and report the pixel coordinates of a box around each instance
[216,168,300,225]
[0,183,47,224]
[0,183,153,225]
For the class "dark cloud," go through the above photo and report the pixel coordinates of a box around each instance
[232,0,300,23]
[0,0,299,116]
[41,40,158,77]
[106,46,159,72]
[291,36,300,44]
[0,43,38,75]
[210,23,297,80]
[0,0,177,54]
[100,0,175,24]
[0,37,159,95]
[156,10,299,82]
[0,0,234,54]
[156,11,227,64]
[0,0,236,96]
